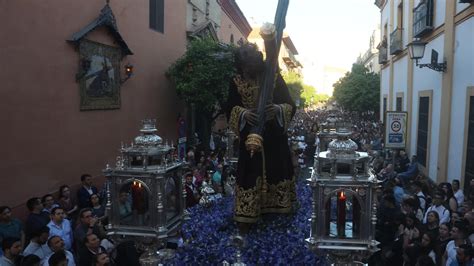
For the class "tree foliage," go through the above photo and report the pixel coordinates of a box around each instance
[282,71,329,108]
[282,71,305,106]
[167,38,236,114]
[332,63,380,113]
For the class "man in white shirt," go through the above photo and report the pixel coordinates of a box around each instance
[23,226,52,260]
[42,236,75,266]
[413,181,427,212]
[47,207,73,251]
[452,179,465,207]
[423,191,450,225]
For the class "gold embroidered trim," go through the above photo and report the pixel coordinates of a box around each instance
[279,103,293,131]
[233,75,259,109]
[234,176,296,223]
[229,106,245,134]
[262,178,295,210]
[234,176,262,221]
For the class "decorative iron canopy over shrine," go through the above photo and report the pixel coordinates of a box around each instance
[68,2,133,56]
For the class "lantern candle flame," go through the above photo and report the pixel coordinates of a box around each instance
[337,190,346,237]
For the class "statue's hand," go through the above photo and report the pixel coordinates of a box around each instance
[243,109,258,126]
[265,104,280,121]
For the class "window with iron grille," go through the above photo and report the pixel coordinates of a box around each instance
[396,97,403,111]
[464,96,474,191]
[383,97,387,121]
[150,0,164,33]
[417,96,429,167]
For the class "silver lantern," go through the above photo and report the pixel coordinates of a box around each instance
[306,122,380,265]
[225,128,239,165]
[103,119,185,265]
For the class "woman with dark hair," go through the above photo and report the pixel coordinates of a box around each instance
[404,213,421,234]
[57,185,78,218]
[403,231,437,265]
[398,220,424,266]
[439,182,458,213]
[420,232,437,263]
[402,216,424,250]
[425,210,440,235]
[90,193,106,222]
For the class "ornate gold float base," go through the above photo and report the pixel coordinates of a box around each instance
[245,133,263,157]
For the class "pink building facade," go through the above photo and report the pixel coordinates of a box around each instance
[0,0,187,208]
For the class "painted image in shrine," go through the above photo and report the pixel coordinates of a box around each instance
[85,55,115,98]
[78,40,121,110]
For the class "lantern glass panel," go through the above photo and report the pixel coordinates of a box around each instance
[336,163,351,175]
[356,162,364,174]
[165,172,181,221]
[131,156,143,167]
[118,181,150,226]
[321,161,332,173]
[352,194,361,238]
[326,191,360,239]
[149,155,163,166]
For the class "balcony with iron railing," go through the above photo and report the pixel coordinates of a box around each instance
[281,47,298,69]
[413,0,434,38]
[390,28,403,55]
[378,46,388,64]
[377,37,388,64]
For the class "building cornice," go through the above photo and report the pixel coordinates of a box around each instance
[375,0,388,10]
[282,36,298,54]
[219,0,252,38]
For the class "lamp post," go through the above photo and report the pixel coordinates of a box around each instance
[407,40,447,72]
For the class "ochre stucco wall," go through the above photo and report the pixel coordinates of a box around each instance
[219,8,248,45]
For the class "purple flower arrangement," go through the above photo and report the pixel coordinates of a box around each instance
[167,181,323,265]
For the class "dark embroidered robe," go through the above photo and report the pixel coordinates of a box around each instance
[227,73,296,223]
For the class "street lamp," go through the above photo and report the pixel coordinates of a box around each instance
[407,40,447,72]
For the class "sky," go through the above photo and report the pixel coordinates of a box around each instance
[235,0,380,94]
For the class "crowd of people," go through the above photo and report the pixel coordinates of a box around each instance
[0,174,130,266]
[183,142,235,209]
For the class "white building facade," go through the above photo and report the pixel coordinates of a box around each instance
[375,0,474,187]
[358,25,381,73]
